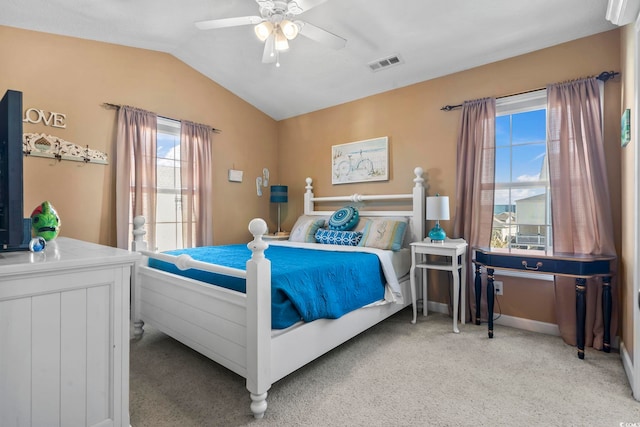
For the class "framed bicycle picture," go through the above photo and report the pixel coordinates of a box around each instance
[331,136,389,184]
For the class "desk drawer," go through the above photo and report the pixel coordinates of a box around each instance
[481,254,555,273]
[475,251,611,276]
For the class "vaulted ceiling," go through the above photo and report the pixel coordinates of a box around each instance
[1,0,617,120]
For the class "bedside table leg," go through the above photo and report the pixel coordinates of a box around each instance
[422,265,428,318]
[474,264,482,326]
[487,268,495,339]
[410,263,417,324]
[452,270,460,334]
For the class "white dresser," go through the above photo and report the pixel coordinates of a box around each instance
[0,237,139,427]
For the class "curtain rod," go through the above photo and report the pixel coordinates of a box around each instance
[440,70,620,112]
[102,102,221,133]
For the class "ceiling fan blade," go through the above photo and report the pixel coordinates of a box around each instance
[289,0,329,13]
[298,21,346,50]
[195,16,262,30]
[262,34,276,63]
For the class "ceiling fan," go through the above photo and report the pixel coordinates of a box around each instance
[195,0,346,66]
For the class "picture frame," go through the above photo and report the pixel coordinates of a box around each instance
[622,108,631,147]
[331,137,389,184]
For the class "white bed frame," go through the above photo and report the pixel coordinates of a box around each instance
[130,167,426,419]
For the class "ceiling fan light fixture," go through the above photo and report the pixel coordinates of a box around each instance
[280,19,299,40]
[254,21,274,42]
[274,27,289,51]
[196,0,347,66]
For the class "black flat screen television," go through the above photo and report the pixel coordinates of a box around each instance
[0,89,30,251]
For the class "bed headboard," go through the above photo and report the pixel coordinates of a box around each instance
[302,167,426,244]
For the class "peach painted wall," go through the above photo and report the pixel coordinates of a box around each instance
[278,29,622,325]
[1,24,626,329]
[619,23,636,359]
[0,25,279,246]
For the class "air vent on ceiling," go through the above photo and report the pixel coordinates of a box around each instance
[367,55,403,72]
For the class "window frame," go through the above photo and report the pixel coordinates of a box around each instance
[155,117,184,251]
[493,89,553,257]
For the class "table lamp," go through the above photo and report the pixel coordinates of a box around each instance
[270,185,288,235]
[426,194,449,242]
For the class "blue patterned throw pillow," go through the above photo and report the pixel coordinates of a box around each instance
[328,206,359,231]
[315,229,363,246]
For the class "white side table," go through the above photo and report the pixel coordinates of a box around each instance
[409,239,468,333]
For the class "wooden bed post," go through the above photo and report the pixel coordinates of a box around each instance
[131,216,147,338]
[245,218,271,418]
[412,167,426,243]
[303,177,314,215]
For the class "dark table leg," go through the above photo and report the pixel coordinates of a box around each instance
[603,276,612,353]
[474,264,482,325]
[576,278,586,359]
[487,268,495,339]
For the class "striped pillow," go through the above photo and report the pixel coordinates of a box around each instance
[358,218,407,251]
[289,216,326,243]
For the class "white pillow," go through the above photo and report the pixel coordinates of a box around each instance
[289,215,326,243]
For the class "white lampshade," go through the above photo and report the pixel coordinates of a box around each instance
[254,21,274,42]
[274,27,290,51]
[280,20,299,40]
[426,195,450,220]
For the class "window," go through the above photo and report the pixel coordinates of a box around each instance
[155,117,184,251]
[118,107,213,252]
[492,90,552,254]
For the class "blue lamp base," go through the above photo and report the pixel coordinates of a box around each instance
[428,222,446,243]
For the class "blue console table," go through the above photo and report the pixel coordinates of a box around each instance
[472,247,615,359]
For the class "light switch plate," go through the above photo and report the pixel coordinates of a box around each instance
[228,169,243,182]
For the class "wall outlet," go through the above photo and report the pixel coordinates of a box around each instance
[494,281,503,296]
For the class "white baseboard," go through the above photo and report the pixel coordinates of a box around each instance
[493,313,561,336]
[426,300,621,344]
[620,341,637,401]
[427,300,560,336]
[427,300,631,394]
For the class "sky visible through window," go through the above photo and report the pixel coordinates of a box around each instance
[495,109,547,206]
[157,132,179,163]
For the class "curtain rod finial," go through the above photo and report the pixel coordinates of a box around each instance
[441,104,462,112]
[597,71,620,82]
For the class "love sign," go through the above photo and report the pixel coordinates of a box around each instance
[23,108,66,129]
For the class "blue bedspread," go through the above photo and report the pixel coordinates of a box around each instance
[147,245,385,329]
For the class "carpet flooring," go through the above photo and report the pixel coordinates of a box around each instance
[129,308,640,427]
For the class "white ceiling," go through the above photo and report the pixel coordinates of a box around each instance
[1,0,617,120]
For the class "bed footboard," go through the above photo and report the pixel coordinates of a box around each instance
[131,217,273,419]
